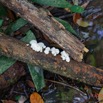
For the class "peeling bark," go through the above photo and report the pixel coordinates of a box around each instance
[0,0,88,62]
[0,33,103,87]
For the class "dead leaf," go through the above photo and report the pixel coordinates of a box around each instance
[26,80,35,88]
[73,13,81,24]
[65,8,71,12]
[73,13,92,27]
[30,92,44,103]
[77,18,90,27]
[98,88,103,103]
[72,0,78,5]
[2,100,16,103]
[7,9,15,21]
[81,1,90,8]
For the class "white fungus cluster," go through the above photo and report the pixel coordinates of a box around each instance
[61,51,70,62]
[29,40,70,62]
[30,40,46,52]
[44,47,50,54]
[51,47,59,56]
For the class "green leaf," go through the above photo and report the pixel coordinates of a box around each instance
[0,56,16,75]
[5,18,28,34]
[31,0,72,8]
[87,54,96,66]
[55,17,80,37]
[22,31,45,91]
[31,0,84,13]
[22,29,43,91]
[21,30,36,43]
[70,5,84,13]
[0,19,3,27]
[0,29,3,32]
[0,5,7,16]
[11,18,28,32]
[5,23,12,34]
[28,64,45,91]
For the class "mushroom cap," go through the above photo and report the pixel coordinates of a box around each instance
[38,42,46,49]
[61,51,70,62]
[61,55,66,60]
[65,56,70,62]
[46,47,50,50]
[61,51,69,57]
[30,40,37,44]
[51,47,60,56]
[31,42,42,52]
[44,47,50,54]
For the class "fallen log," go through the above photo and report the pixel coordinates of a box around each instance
[0,0,88,62]
[0,33,103,87]
[0,61,26,90]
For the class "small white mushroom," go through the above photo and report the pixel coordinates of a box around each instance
[38,45,43,52]
[38,42,46,49]
[51,47,60,56]
[61,55,66,60]
[65,56,70,62]
[61,51,70,62]
[30,40,37,44]
[55,48,59,54]
[29,40,70,62]
[44,47,50,54]
[30,42,42,52]
[61,51,69,57]
[51,47,56,56]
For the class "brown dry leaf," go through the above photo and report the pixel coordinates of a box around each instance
[26,80,35,88]
[73,13,81,24]
[73,13,91,27]
[7,9,15,21]
[2,100,16,103]
[98,88,103,103]
[81,1,90,8]
[65,8,71,12]
[30,92,44,103]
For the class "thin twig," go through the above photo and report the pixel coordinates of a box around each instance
[45,79,87,96]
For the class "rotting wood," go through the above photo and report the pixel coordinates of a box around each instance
[0,0,88,62]
[0,61,26,90]
[0,33,103,87]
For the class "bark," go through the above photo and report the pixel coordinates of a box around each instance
[0,33,103,87]
[0,61,26,90]
[0,0,88,62]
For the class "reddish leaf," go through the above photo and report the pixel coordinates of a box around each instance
[73,13,81,24]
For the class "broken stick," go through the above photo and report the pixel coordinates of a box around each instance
[0,0,88,62]
[0,33,102,87]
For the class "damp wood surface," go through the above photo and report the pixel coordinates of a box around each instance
[0,33,103,87]
[0,61,26,90]
[0,0,88,62]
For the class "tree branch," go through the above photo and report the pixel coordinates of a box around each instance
[0,0,88,62]
[0,61,26,90]
[0,33,103,87]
